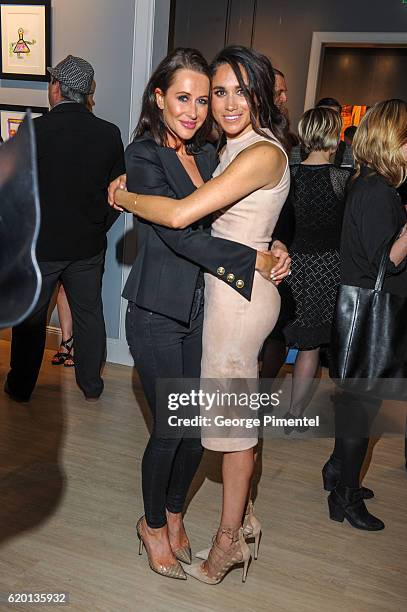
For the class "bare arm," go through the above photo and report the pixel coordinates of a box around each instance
[115,142,286,229]
[108,147,290,282]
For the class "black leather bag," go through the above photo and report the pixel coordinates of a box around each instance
[0,112,41,329]
[330,234,407,400]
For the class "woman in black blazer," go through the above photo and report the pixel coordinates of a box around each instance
[111,48,289,578]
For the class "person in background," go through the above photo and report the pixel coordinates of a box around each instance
[260,68,297,381]
[282,107,352,432]
[344,124,357,146]
[398,179,407,471]
[273,68,288,110]
[273,67,298,154]
[324,99,407,530]
[290,97,353,167]
[263,70,339,383]
[51,78,98,368]
[86,79,96,112]
[51,285,74,367]
[341,124,357,168]
[5,56,124,403]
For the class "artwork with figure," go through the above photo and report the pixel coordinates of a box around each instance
[0,106,47,141]
[11,27,36,58]
[0,2,50,80]
[7,115,23,138]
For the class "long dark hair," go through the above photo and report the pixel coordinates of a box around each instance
[210,46,287,149]
[134,47,212,153]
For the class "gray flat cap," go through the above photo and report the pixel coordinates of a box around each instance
[47,55,94,95]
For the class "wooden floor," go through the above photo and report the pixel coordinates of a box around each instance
[0,338,406,612]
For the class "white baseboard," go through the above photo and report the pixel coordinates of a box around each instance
[46,325,62,350]
[106,338,133,366]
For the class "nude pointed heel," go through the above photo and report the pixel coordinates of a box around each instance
[136,517,187,580]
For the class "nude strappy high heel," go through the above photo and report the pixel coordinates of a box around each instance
[196,500,262,561]
[242,499,262,560]
[185,527,251,584]
[136,517,187,580]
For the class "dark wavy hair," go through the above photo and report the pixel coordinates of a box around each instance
[210,46,287,149]
[134,47,212,153]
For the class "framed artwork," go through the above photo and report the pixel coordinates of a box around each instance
[0,0,51,81]
[340,105,368,139]
[0,103,47,141]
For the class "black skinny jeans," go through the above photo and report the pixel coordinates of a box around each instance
[126,291,204,528]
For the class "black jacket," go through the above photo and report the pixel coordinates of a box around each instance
[34,102,125,261]
[122,133,257,323]
[340,166,407,296]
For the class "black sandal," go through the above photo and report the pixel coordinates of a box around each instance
[52,336,74,366]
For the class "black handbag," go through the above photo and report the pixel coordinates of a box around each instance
[330,233,407,400]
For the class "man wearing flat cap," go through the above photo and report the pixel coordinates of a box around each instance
[5,55,125,402]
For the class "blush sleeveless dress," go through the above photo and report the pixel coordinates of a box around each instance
[200,128,290,451]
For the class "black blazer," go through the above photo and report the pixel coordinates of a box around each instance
[34,102,125,261]
[122,133,257,323]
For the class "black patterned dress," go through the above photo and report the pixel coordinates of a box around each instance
[283,163,351,349]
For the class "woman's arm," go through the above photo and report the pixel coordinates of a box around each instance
[110,142,289,295]
[390,224,407,266]
[109,146,290,282]
[115,142,286,229]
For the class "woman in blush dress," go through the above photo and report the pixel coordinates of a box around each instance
[114,46,291,583]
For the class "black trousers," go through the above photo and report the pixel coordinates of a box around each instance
[7,251,106,400]
[332,391,382,488]
[126,295,204,529]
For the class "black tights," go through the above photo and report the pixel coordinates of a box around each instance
[126,299,204,529]
[331,437,370,488]
[330,391,381,488]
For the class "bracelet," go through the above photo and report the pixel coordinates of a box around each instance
[120,192,138,215]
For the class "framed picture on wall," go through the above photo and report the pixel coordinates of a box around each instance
[0,0,51,81]
[0,103,47,141]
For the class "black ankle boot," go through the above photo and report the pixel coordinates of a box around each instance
[322,456,374,499]
[328,486,384,531]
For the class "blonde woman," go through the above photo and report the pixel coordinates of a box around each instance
[282,107,352,431]
[326,99,407,530]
